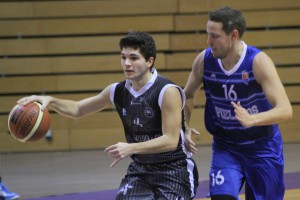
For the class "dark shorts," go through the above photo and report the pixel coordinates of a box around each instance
[116,158,199,200]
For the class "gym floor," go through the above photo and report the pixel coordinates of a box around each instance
[2,143,300,199]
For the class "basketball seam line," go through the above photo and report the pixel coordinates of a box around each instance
[19,102,44,143]
[8,104,23,140]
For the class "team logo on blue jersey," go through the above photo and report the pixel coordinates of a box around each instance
[242,70,249,85]
[144,107,154,118]
[210,73,216,79]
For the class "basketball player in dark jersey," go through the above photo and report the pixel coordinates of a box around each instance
[183,7,293,200]
[18,32,199,199]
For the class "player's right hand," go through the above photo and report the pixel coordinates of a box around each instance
[17,95,51,111]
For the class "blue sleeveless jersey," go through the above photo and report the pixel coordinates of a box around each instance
[203,42,280,144]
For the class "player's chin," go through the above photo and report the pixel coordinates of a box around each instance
[211,50,222,58]
[124,73,136,80]
[124,75,133,80]
[212,52,221,58]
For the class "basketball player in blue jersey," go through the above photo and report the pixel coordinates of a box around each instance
[18,31,199,199]
[0,155,20,200]
[183,7,293,200]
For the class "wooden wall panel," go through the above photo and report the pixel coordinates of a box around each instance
[178,0,300,13]
[0,34,170,56]
[0,0,178,18]
[265,49,300,65]
[70,128,125,150]
[277,68,300,84]
[175,10,300,31]
[0,15,174,36]
[169,30,300,52]
[0,127,70,153]
[0,54,166,75]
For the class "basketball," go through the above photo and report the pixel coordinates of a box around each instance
[8,102,51,143]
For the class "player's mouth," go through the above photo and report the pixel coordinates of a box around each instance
[124,70,134,75]
[211,48,219,56]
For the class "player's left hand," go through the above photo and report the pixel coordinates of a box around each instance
[231,101,253,127]
[105,142,132,167]
[184,127,200,154]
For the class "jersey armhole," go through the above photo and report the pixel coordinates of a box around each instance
[158,84,186,109]
[109,83,118,104]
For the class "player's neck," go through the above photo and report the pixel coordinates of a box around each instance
[221,41,244,71]
[131,71,153,92]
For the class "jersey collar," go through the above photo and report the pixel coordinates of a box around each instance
[125,68,158,98]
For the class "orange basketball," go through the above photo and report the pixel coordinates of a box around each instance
[8,102,51,143]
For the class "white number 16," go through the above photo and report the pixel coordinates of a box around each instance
[222,84,237,101]
[212,170,225,186]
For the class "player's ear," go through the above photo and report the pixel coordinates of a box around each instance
[231,29,239,40]
[147,57,154,68]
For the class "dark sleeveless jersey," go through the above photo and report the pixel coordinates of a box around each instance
[110,69,191,164]
[203,42,280,144]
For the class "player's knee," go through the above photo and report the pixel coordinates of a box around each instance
[211,194,237,200]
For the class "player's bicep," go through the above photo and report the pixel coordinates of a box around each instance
[161,87,182,138]
[184,50,205,98]
[253,52,288,106]
[77,85,113,116]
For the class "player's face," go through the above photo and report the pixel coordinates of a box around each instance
[121,47,152,81]
[206,20,232,59]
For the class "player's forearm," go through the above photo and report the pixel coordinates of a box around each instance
[251,104,293,126]
[131,135,179,155]
[184,97,195,126]
[48,97,81,119]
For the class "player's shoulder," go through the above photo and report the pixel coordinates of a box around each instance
[253,50,273,66]
[196,49,207,60]
[192,49,206,72]
[114,80,126,90]
[156,74,175,85]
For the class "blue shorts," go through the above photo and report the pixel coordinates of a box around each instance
[209,131,285,200]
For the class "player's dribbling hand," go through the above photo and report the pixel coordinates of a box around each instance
[184,127,200,154]
[17,95,51,111]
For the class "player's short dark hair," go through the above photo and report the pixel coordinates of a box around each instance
[119,31,156,68]
[208,7,246,38]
